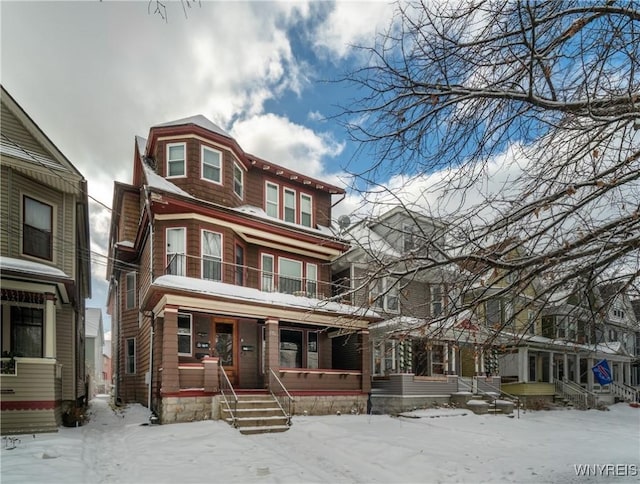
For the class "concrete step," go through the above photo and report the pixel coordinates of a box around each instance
[239,424,290,435]
[232,415,290,427]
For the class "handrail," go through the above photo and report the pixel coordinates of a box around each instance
[219,366,238,427]
[474,376,521,419]
[610,381,640,402]
[269,369,293,425]
[555,379,597,409]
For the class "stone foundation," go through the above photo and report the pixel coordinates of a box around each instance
[291,394,368,415]
[160,396,215,424]
[370,395,451,415]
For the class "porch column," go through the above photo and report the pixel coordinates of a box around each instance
[443,343,449,375]
[518,347,529,382]
[587,357,594,391]
[264,318,279,385]
[624,362,631,385]
[474,346,479,375]
[575,354,581,384]
[360,330,371,394]
[548,351,554,383]
[479,350,485,376]
[44,293,57,358]
[563,353,568,382]
[162,306,180,394]
[451,346,457,375]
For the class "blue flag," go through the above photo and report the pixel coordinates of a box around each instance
[592,359,613,385]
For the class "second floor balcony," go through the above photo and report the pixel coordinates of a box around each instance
[164,253,333,300]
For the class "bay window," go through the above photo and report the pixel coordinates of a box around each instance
[202,230,222,281]
[166,227,186,276]
[233,162,243,198]
[10,307,44,357]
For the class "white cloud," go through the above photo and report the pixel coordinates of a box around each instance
[231,113,345,180]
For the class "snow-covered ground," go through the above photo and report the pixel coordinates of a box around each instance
[1,397,638,484]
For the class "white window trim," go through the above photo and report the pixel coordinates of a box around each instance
[300,193,313,228]
[278,256,303,293]
[371,277,399,313]
[201,229,223,281]
[233,162,244,199]
[125,272,136,309]
[166,142,187,178]
[306,263,318,296]
[125,338,136,374]
[265,181,279,219]
[284,188,297,224]
[200,145,223,185]
[261,253,275,292]
[177,313,193,357]
[166,227,187,276]
[21,192,57,263]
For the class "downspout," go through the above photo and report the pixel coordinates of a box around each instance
[148,313,154,410]
[113,278,121,404]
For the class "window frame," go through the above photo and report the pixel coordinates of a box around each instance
[233,162,244,199]
[201,229,223,282]
[371,277,399,313]
[278,257,303,294]
[485,299,503,327]
[279,328,304,368]
[125,272,136,309]
[125,338,136,374]
[166,142,186,178]
[403,223,416,252]
[306,263,318,296]
[10,306,44,358]
[177,313,192,356]
[265,182,279,218]
[300,193,313,228]
[430,284,443,317]
[235,244,245,286]
[283,188,296,224]
[261,253,275,292]
[201,145,223,184]
[166,227,186,276]
[22,195,54,261]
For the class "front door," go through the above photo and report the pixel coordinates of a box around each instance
[214,320,237,385]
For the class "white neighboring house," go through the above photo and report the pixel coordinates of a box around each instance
[85,308,105,397]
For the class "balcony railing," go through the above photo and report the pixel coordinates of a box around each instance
[164,254,332,299]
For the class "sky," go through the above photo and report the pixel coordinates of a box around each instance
[0,0,398,331]
[1,396,639,483]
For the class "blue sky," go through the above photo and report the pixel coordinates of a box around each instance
[0,1,398,331]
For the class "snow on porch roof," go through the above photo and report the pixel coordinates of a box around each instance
[0,256,70,279]
[153,275,379,319]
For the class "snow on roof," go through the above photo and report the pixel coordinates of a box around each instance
[141,162,193,198]
[116,241,134,248]
[341,221,400,259]
[85,308,103,338]
[153,115,231,139]
[232,205,341,239]
[153,275,379,318]
[0,137,69,173]
[0,256,70,279]
[135,135,147,155]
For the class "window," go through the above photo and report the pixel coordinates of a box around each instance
[23,196,53,260]
[202,230,222,281]
[306,263,317,296]
[284,188,296,223]
[201,146,222,183]
[556,319,566,338]
[235,245,245,286]
[11,307,43,357]
[265,183,279,218]
[178,313,192,356]
[371,277,399,312]
[430,285,443,317]
[612,307,625,319]
[261,254,274,292]
[279,258,302,294]
[307,332,318,369]
[167,143,186,177]
[233,162,243,198]
[280,329,303,368]
[166,228,186,276]
[300,194,312,227]
[485,299,503,326]
[125,338,136,374]
[126,272,136,309]
[527,311,536,335]
[403,224,416,252]
[609,328,618,342]
[541,316,555,338]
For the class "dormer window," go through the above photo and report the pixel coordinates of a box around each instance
[202,146,222,184]
[167,143,186,177]
[284,188,296,223]
[300,193,312,227]
[233,162,244,199]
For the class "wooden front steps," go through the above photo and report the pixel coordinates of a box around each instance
[222,393,290,435]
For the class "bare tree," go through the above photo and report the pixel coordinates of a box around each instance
[340,1,640,340]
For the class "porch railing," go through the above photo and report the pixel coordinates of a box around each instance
[164,254,331,299]
[474,376,521,419]
[269,368,293,425]
[554,378,597,409]
[219,366,238,427]
[610,381,640,403]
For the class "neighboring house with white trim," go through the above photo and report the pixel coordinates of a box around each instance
[85,308,105,397]
[0,85,91,434]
